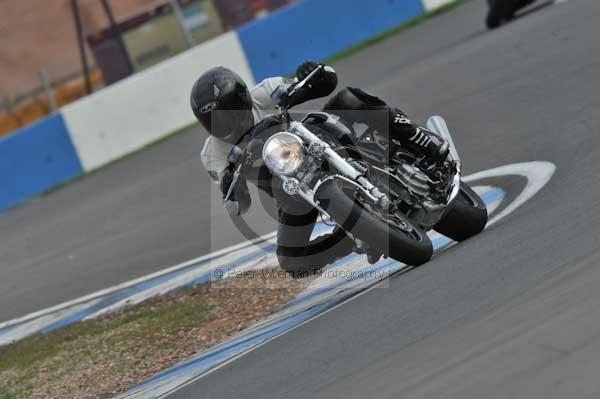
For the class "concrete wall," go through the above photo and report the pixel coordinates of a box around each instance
[62,31,253,172]
[422,0,456,11]
[0,114,82,210]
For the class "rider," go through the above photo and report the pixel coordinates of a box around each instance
[190,61,449,277]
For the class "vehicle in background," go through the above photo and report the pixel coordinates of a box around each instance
[486,0,537,29]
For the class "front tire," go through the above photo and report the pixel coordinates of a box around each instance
[315,179,433,266]
[434,181,488,242]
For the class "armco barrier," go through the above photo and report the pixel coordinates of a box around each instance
[0,113,83,211]
[237,0,425,81]
[62,31,254,172]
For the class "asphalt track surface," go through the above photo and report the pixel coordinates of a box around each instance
[1,0,600,397]
[163,1,600,398]
[0,0,502,321]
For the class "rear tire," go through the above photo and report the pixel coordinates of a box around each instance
[486,0,507,29]
[434,181,488,242]
[315,179,433,266]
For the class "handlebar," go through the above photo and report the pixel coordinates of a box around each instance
[278,64,324,113]
[224,64,327,200]
[287,64,323,99]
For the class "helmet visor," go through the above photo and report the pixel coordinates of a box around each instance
[196,86,254,143]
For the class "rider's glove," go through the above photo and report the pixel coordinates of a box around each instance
[220,164,236,198]
[295,61,338,100]
[220,165,240,216]
[296,61,320,81]
[223,199,240,217]
[220,163,251,216]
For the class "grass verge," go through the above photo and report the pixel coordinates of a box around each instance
[0,269,312,399]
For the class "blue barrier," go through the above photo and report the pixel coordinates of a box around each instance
[237,0,425,81]
[0,114,83,211]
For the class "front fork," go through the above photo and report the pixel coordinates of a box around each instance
[287,121,390,208]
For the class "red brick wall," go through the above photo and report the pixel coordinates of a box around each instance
[0,0,157,100]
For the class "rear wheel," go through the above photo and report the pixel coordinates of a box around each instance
[315,178,433,266]
[486,0,508,29]
[507,0,536,19]
[434,181,488,242]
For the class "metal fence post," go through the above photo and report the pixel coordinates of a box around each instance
[39,68,58,113]
[100,0,134,74]
[170,0,195,49]
[71,0,93,94]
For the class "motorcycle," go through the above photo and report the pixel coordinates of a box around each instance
[486,0,537,29]
[226,66,488,266]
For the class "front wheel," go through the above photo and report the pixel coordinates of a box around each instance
[434,181,488,242]
[315,179,433,266]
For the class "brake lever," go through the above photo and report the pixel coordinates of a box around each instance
[223,163,242,203]
[223,138,264,202]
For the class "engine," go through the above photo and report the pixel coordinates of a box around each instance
[394,164,431,198]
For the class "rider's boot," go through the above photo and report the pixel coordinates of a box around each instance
[366,250,382,265]
[353,239,382,264]
[390,111,449,164]
[406,126,450,164]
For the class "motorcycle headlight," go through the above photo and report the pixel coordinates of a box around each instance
[263,133,305,176]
